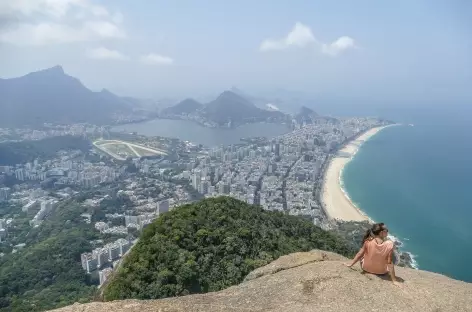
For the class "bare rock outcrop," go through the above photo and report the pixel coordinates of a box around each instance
[50,250,472,312]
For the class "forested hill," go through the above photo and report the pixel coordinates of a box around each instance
[103,196,355,300]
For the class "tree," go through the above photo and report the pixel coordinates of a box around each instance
[104,196,354,300]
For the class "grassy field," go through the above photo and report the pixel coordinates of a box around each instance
[93,140,167,160]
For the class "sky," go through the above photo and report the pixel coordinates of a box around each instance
[0,0,471,107]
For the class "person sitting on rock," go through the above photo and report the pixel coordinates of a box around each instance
[345,222,400,286]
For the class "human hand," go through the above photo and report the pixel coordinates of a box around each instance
[344,262,353,268]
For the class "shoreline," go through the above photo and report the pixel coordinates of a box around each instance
[321,124,418,269]
[321,125,393,222]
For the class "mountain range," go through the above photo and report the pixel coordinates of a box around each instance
[0,66,318,128]
[163,90,288,126]
[0,66,136,127]
[202,90,286,124]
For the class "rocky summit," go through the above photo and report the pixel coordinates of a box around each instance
[50,250,472,312]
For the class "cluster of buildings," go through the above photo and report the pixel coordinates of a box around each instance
[0,124,125,142]
[0,151,126,188]
[80,176,189,238]
[170,117,385,226]
[80,238,132,274]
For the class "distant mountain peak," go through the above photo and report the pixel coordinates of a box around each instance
[163,98,203,115]
[0,66,132,126]
[100,88,114,95]
[230,86,249,97]
[217,90,238,98]
[294,105,318,124]
[39,65,65,75]
[215,90,255,108]
[201,90,286,125]
[299,105,317,116]
[24,65,68,81]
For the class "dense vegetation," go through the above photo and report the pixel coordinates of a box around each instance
[0,135,90,165]
[0,199,98,311]
[0,186,131,312]
[104,196,355,300]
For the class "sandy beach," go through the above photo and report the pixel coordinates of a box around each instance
[322,126,390,222]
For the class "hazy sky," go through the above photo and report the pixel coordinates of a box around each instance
[0,0,470,104]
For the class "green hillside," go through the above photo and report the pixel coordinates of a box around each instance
[104,196,354,300]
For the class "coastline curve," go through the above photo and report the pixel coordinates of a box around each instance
[321,125,392,222]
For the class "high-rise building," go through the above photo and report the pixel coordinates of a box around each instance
[117,238,131,256]
[192,174,200,190]
[97,249,109,267]
[157,199,170,215]
[274,143,280,157]
[0,187,10,202]
[15,169,25,181]
[208,185,216,194]
[218,182,225,194]
[222,153,231,162]
[99,268,113,286]
[200,178,210,195]
[0,228,6,242]
[80,253,98,273]
[223,183,230,194]
[109,244,120,261]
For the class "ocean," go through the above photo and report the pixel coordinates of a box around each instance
[342,112,472,282]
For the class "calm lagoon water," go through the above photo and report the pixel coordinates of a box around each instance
[112,119,290,146]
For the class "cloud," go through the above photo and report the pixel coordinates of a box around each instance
[260,22,357,56]
[260,22,316,51]
[0,21,125,45]
[0,14,18,31]
[1,0,92,18]
[86,47,128,60]
[321,36,356,56]
[83,21,125,39]
[0,0,125,45]
[140,53,174,65]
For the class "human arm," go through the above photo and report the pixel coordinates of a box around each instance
[346,242,366,267]
[387,246,400,285]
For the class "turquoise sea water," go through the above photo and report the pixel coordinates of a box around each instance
[342,119,472,282]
